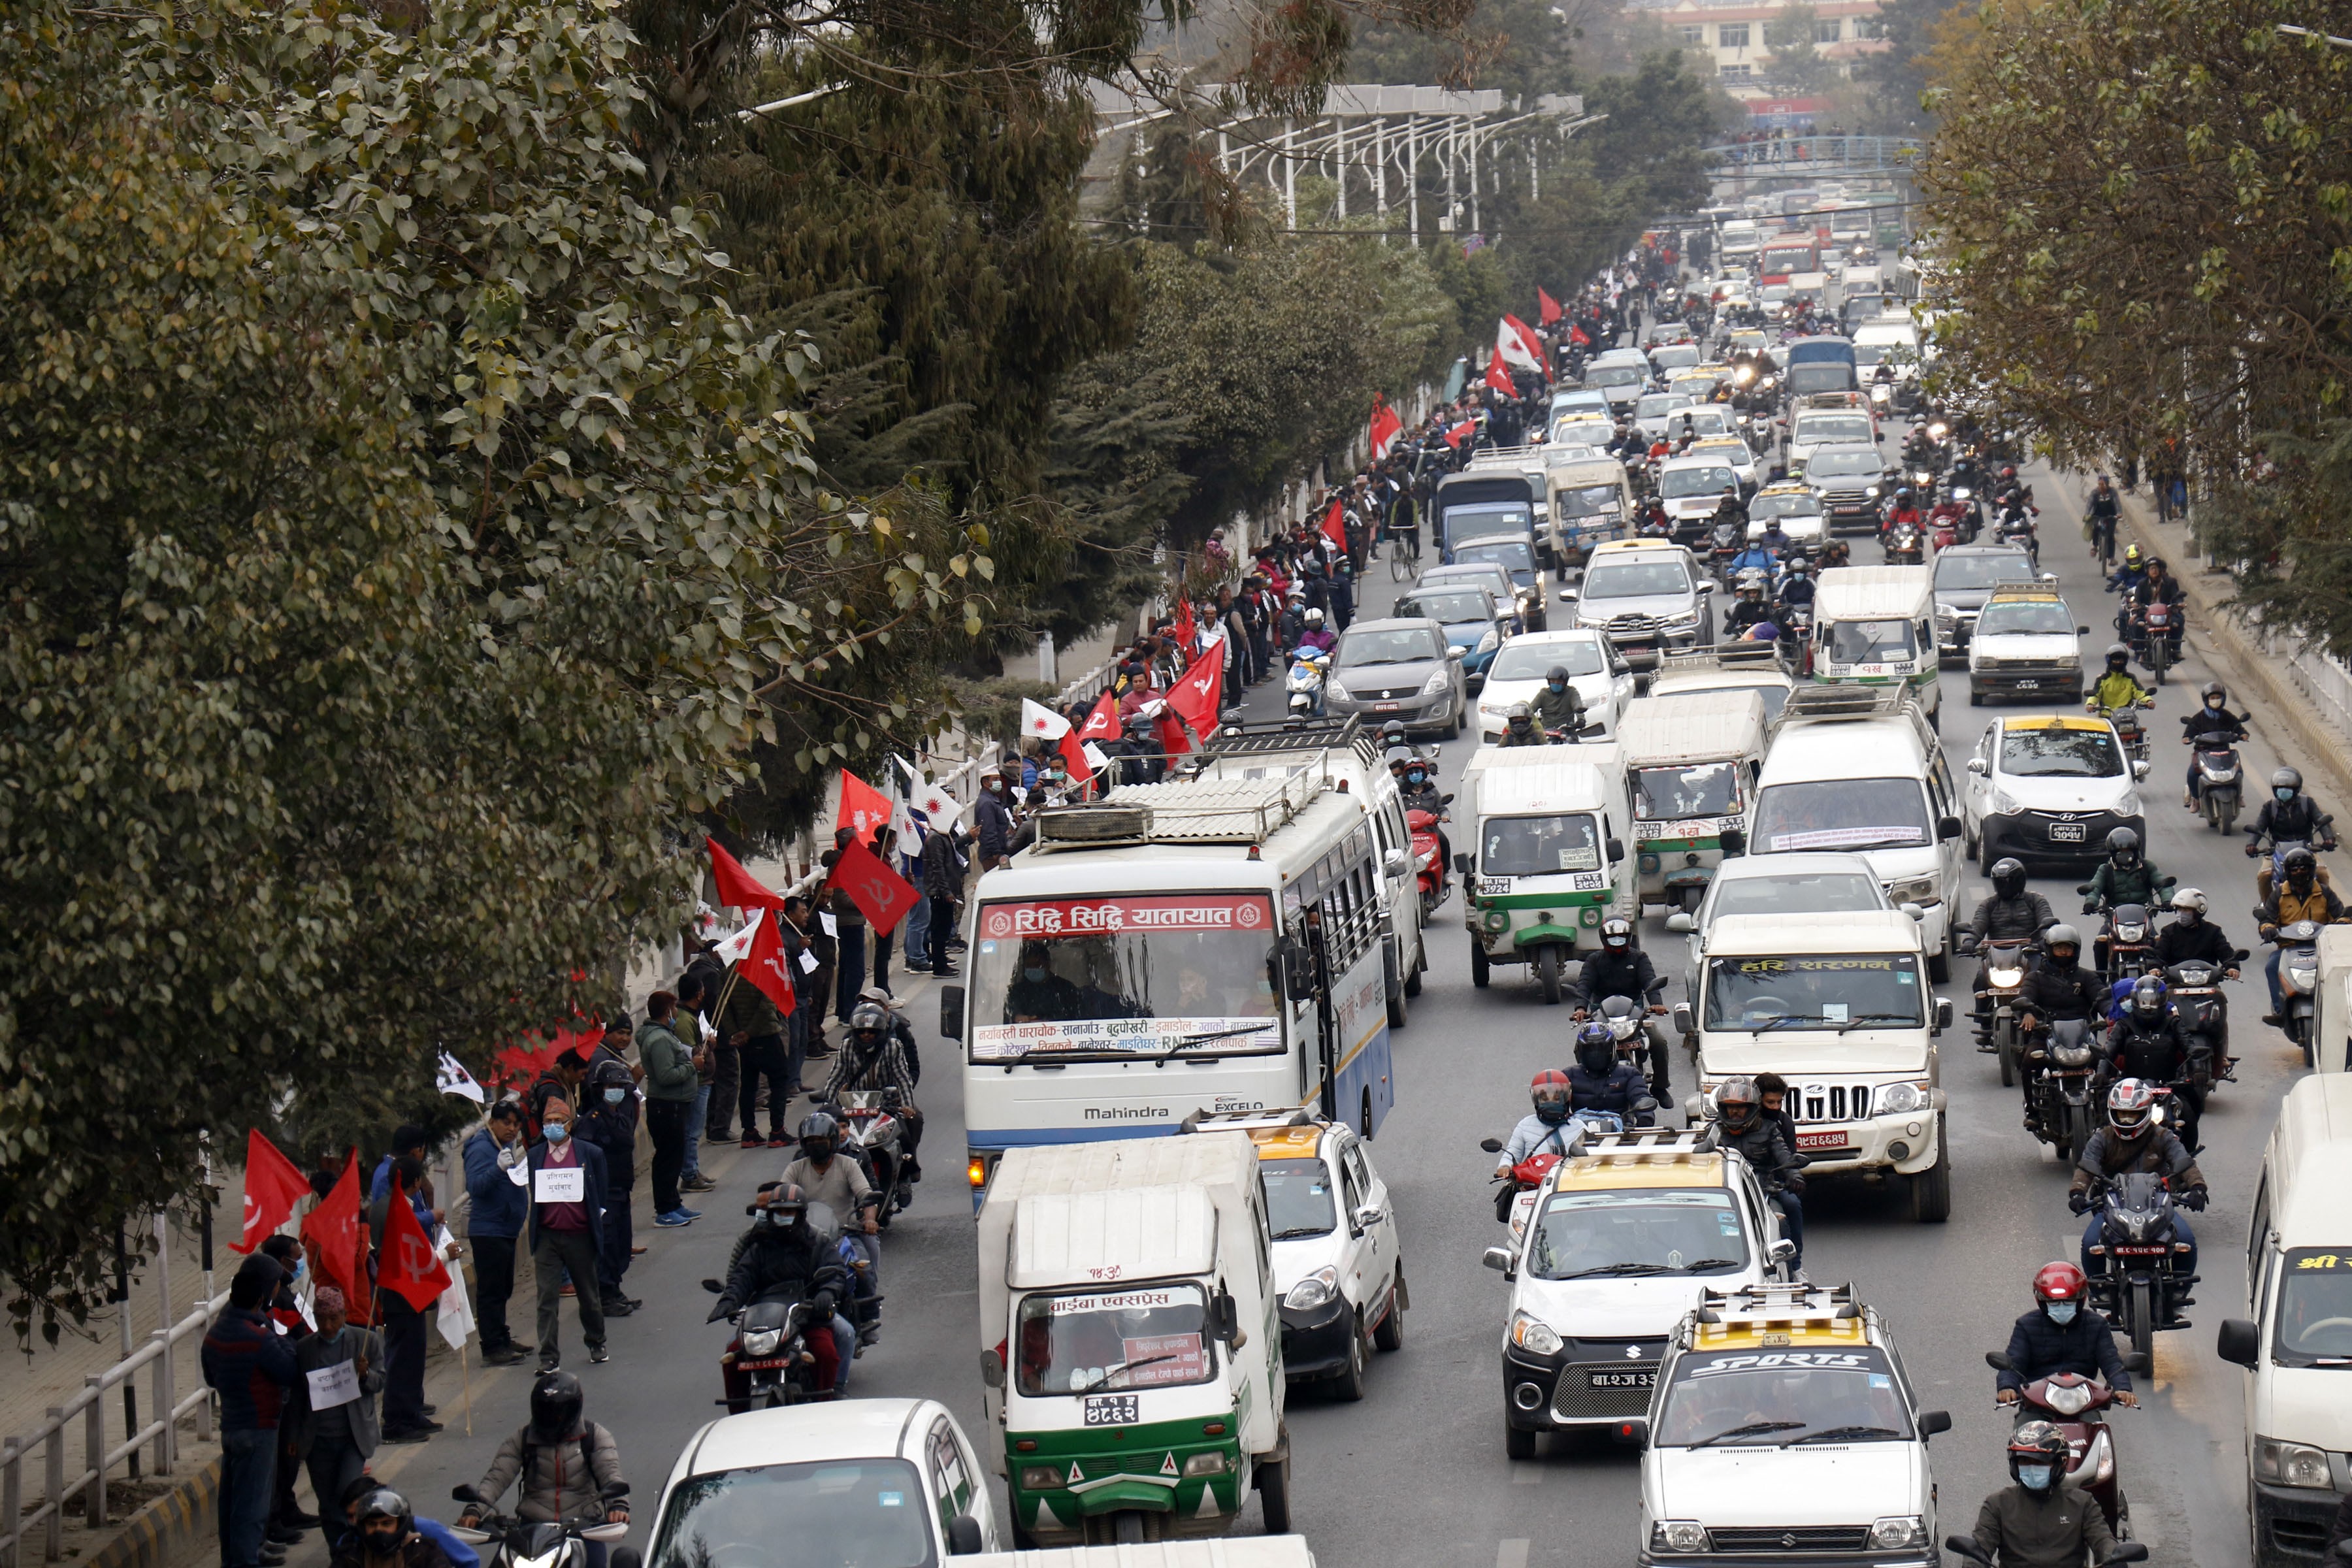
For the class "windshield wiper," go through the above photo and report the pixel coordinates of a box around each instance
[1690,1420,1807,1448]
[1270,1225,1333,1239]
[1729,1013,1829,1034]
[1078,1354,1183,1396]
[1834,1013,1921,1033]
[1002,1042,1105,1066]
[1787,1426,1904,1446]
[1160,1024,1271,1062]
[1560,1262,1678,1279]
[1681,1259,1742,1271]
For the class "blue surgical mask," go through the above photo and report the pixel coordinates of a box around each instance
[546,1122,571,1144]
[2046,1300,2078,1326]
[2016,1463,2055,1492]
[603,1087,627,1105]
[289,1259,306,1286]
[1024,966,1047,983]
[2278,788,2298,804]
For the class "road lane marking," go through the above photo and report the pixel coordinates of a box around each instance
[1497,1540,1531,1568]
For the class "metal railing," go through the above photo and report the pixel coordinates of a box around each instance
[2,1289,228,1568]
[1702,136,1924,171]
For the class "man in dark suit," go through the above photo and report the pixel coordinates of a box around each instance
[525,1098,610,1372]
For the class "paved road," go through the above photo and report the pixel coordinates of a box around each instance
[338,470,2296,1568]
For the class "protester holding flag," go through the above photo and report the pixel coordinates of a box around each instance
[523,1100,609,1371]
[636,991,699,1230]
[460,1102,532,1365]
[366,1157,439,1443]
[817,828,870,1027]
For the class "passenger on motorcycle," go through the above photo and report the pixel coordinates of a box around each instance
[2258,847,2348,1024]
[336,1490,453,1568]
[1499,703,1550,747]
[709,1183,857,1392]
[1527,666,1587,736]
[824,1003,923,1174]
[1966,1422,2121,1568]
[2181,683,2249,809]
[2104,543,2146,596]
[1967,858,2057,1021]
[2068,1079,2206,1281]
[461,1373,629,1555]
[1776,559,1816,610]
[779,1112,880,1333]
[2017,924,2107,1109]
[2085,647,2152,715]
[1565,1024,1652,1122]
[1724,572,1776,638]
[2081,827,2172,917]
[1494,1071,1585,1174]
[1996,1262,2138,1409]
[2104,978,2203,1149]
[1575,918,1673,1094]
[1295,607,1336,658]
[1399,754,1451,872]
[2246,765,2338,876]
[1712,1078,1806,1273]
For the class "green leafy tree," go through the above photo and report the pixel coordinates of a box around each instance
[1763,3,1833,92]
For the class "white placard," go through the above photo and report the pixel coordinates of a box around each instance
[534,1166,586,1203]
[306,1360,361,1410]
[819,911,839,937]
[798,949,819,974]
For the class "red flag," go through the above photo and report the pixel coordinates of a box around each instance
[825,836,920,935]
[1443,419,1477,449]
[490,1021,603,1092]
[1174,595,1196,653]
[1484,347,1514,395]
[1367,396,1403,463]
[740,911,800,1011]
[1075,691,1120,746]
[378,1175,451,1312]
[1320,497,1348,555]
[301,1151,370,1323]
[1167,642,1224,743]
[231,1129,312,1255]
[1500,314,1546,371]
[708,836,786,911]
[835,768,894,840]
[1537,287,1562,326]
[1568,322,1591,348]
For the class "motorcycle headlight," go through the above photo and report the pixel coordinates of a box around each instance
[1953,485,1972,500]
[2053,1041,2095,1068]
[1987,964,2024,987]
[1878,1081,1927,1115]
[2257,1437,2334,1490]
[2115,923,2146,943]
[1509,1311,1563,1356]
[1652,1521,1711,1554]
[742,1328,783,1356]
[1477,629,1499,655]
[1870,1517,1926,1550]
[2291,963,2319,987]
[2041,1380,2094,1416]
[1284,1266,1339,1311]
[1422,668,1451,696]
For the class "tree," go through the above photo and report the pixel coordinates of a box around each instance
[1763,3,1833,93]
[1849,0,1955,133]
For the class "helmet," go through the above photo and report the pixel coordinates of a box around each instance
[2129,976,2168,1022]
[796,1110,840,1162]
[2104,643,2130,670]
[1380,719,1408,745]
[1303,608,1324,627]
[1737,570,1767,594]
[354,1489,414,1550]
[2273,766,2303,800]
[1506,702,1533,727]
[2285,845,2319,885]
[2106,826,2141,866]
[2123,543,2142,566]
[2008,1420,2070,1490]
[2171,887,2206,921]
[2001,465,2019,480]
[1575,1023,1616,1075]
[2044,923,2082,962]
[529,1369,584,1445]
[2031,1260,2088,1307]
[1895,487,1914,504]
[1384,745,1413,773]
[1990,857,2026,899]
[847,1001,890,1040]
[1714,1077,1761,1134]
[755,1180,810,1228]
[1600,917,1633,953]
[1530,1070,1572,1126]
[1785,558,1809,577]
[2202,681,2227,708]
[1546,664,1571,686]
[2106,1077,2159,1139]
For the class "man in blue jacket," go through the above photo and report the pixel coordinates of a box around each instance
[526,1098,610,1372]
[462,1100,532,1366]
[203,1254,299,1568]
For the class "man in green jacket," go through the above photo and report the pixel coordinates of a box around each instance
[637,988,702,1226]
[721,960,792,1149]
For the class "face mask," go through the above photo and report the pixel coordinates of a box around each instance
[1548,681,1565,692]
[988,781,1004,794]
[2046,1300,2078,1326]
[1024,966,1047,983]
[603,1087,627,1105]
[363,1531,402,1556]
[805,1141,834,1164]
[2016,1464,2055,1492]
[546,1122,570,1144]
[289,1259,306,1285]
[2206,696,2224,710]
[1407,772,1426,786]
[2278,788,2297,804]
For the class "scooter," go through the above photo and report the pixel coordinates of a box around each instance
[1286,651,1330,717]
[835,1088,915,1228]
[1479,1116,1636,1236]
[1983,1351,2138,1535]
[1407,806,1450,919]
[2262,916,2325,1065]
[449,1486,636,1568]
[2082,1171,2201,1364]
[2187,728,2243,833]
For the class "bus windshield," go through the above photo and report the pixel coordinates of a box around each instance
[966,894,1281,1064]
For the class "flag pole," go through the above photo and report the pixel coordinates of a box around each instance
[460,1340,473,1437]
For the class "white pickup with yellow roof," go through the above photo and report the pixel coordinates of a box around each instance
[1640,1283,1951,1567]
[1966,580,2088,704]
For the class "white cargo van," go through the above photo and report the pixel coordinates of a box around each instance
[1456,745,1634,1001]
[2309,924,2352,1075]
[1813,565,1941,718]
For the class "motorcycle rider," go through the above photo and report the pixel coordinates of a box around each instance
[1494,1071,1586,1175]
[778,1111,881,1339]
[2068,1079,2207,1282]
[2180,683,2249,810]
[2257,846,2348,1025]
[2124,558,2185,662]
[2247,766,2338,889]
[1710,484,1748,534]
[823,1002,923,1175]
[459,1373,628,1561]
[1966,1422,2122,1568]
[335,1490,453,1568]
[1996,1262,2138,1411]
[1882,486,1924,544]
[1499,703,1550,747]
[1775,557,1816,611]
[1295,606,1335,659]
[1575,917,1673,1095]
[1398,753,1451,881]
[1527,665,1587,737]
[2017,924,2106,1119]
[1565,1022,1653,1124]
[1724,570,1775,638]
[2080,826,2172,919]
[2085,645,2153,717]
[1713,1078,1806,1274]
[2104,977,2204,1150]
[2083,474,2121,559]
[1966,857,2057,1025]
[708,1183,857,1394]
[2104,542,2146,596]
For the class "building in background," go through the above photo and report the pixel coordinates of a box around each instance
[1637,0,1889,95]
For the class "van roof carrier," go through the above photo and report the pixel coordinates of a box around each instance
[1204,715,1383,770]
[1657,645,1782,676]
[1032,771,1329,851]
[1179,1107,1318,1135]
[1778,685,1918,722]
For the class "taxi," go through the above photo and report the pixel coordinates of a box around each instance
[1744,482,1826,551]
[1209,1111,1405,1399]
[1641,1283,1950,1566]
[1965,580,2089,705]
[1961,713,2148,868]
[1689,434,1759,495]
[1480,1130,1793,1460]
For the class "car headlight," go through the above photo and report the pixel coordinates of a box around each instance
[2257,1437,2334,1489]
[741,1328,783,1356]
[1477,629,1499,655]
[1181,1451,1231,1477]
[1866,484,1881,498]
[1324,680,1351,701]
[1652,1521,1710,1554]
[1422,668,1452,696]
[1870,1516,1927,1550]
[1284,1267,1339,1311]
[1019,1465,1066,1491]
[1888,875,1940,904]
[1989,789,2019,816]
[1878,1081,1927,1115]
[1509,1311,1563,1356]
[2116,789,2140,816]
[1480,701,1507,717]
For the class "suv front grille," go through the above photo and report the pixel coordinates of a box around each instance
[1793,1083,1872,1123]
[1708,1527,1872,1552]
[1550,1360,1658,1420]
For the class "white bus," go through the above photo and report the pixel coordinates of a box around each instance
[947,772,1397,1205]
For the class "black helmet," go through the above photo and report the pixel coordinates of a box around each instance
[529,1369,584,1445]
[1380,719,1408,746]
[2129,976,2167,1023]
[1546,664,1571,687]
[1714,1077,1760,1135]
[2202,682,2228,708]
[754,1180,810,1228]
[1575,1022,1616,1077]
[2104,643,2130,670]
[2044,923,2082,964]
[2007,1420,2070,1490]
[354,1488,414,1550]
[1506,703,1533,728]
[847,1000,890,1039]
[2106,826,2140,866]
[1600,917,1633,953]
[2273,766,2303,800]
[2285,845,2319,885]
[796,1110,840,1162]
[1990,857,2026,899]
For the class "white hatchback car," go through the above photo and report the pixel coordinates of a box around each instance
[1236,1113,1405,1399]
[1475,629,1639,743]
[650,1399,1003,1563]
[1961,713,2149,871]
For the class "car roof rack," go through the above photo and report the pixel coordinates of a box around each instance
[1200,715,1384,772]
[1034,770,1331,851]
[1178,1107,1320,1135]
[1695,1280,1863,1326]
[1568,1126,1722,1164]
[1778,684,1918,723]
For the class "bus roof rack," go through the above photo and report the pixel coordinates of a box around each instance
[1778,684,1918,723]
[1201,715,1384,772]
[1032,771,1331,851]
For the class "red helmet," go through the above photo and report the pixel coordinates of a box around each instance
[2031,1261,2087,1305]
[1531,1070,1572,1125]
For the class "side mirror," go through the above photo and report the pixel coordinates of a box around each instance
[1917,1409,1951,1437]
[1607,838,1626,863]
[1718,825,1745,856]
[1479,1136,1505,1154]
[1937,815,1963,841]
[1935,996,1954,1031]
[2078,625,2092,636]
[1353,1203,1387,1232]
[1559,589,1580,602]
[1666,911,1695,933]
[1441,792,1456,805]
[1965,757,1988,776]
[980,1348,1005,1389]
[1384,848,1411,879]
[1482,1245,1516,1275]
[2236,948,2252,962]
[1671,1002,1695,1036]
[1695,579,1716,593]
[947,1516,985,1556]
[1447,645,1467,660]
[2217,1317,2261,1369]
[1454,852,1473,875]
[1767,1237,1797,1266]
[939,985,966,1041]
[1209,1291,1241,1344]
[1281,939,1315,998]
[1983,1349,2014,1373]
[2131,760,2150,780]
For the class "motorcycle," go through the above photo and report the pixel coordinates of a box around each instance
[1478,1115,1641,1235]
[1407,805,1450,919]
[449,1486,636,1568]
[836,1087,915,1228]
[2083,1171,2200,1363]
[2187,728,2243,833]
[1708,519,1744,580]
[1883,519,1925,566]
[1982,1352,2138,1535]
[701,1252,843,1413]
[2262,916,2325,1065]
[1777,602,1816,676]
[1994,504,2039,566]
[1970,936,2034,1088]
[1285,650,1330,717]
[2163,956,2240,1090]
[2078,900,2157,987]
[1948,1537,2146,1567]
[1587,993,1669,1086]
[1928,509,1965,551]
[2087,696,2155,764]
[2139,600,2179,685]
[2026,1017,2103,1161]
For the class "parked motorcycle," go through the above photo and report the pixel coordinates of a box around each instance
[1407,806,1450,919]
[1983,1351,2137,1535]
[2262,916,2325,1065]
[2083,1171,2201,1364]
[2026,1017,2103,1161]
[2186,727,2243,833]
[449,1486,635,1568]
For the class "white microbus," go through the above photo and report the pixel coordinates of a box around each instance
[949,773,1397,1206]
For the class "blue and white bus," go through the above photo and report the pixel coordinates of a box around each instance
[946,772,1397,1205]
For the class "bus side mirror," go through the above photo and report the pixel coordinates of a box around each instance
[939,985,965,1040]
[1209,1291,1241,1343]
[1281,940,1315,998]
[2217,1318,2260,1369]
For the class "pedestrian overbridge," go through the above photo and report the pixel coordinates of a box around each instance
[1702,135,1925,174]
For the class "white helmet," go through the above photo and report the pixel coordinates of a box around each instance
[2171,887,2206,915]
[1303,608,1325,627]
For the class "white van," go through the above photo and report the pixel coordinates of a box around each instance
[1720,219,1761,263]
[2219,1073,2352,1566]
[2310,924,2352,1075]
[1813,565,1941,719]
[1615,690,1770,917]
[1750,687,1968,979]
[1852,318,1923,386]
[1456,746,1635,1001]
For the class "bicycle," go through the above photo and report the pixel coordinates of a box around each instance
[1386,521,1421,581]
[2089,512,2117,568]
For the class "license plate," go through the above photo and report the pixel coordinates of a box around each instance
[1084,1395,1140,1426]
[2049,822,2086,842]
[2016,679,2040,689]
[2108,1245,2169,1256]
[1795,1130,1851,1151]
[737,1357,791,1371]
[1588,1370,1655,1389]
[1375,702,1402,713]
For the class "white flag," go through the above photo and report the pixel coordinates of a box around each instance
[433,1226,475,1350]
[710,907,763,965]
[1083,742,1111,773]
[910,772,962,826]
[1021,697,1071,741]
[435,1051,486,1105]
